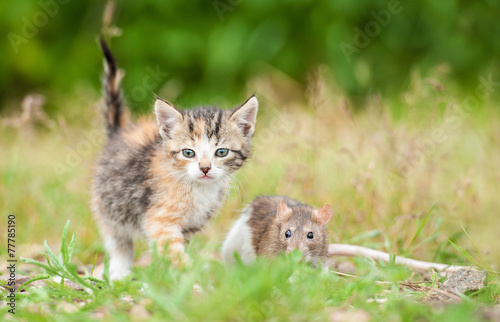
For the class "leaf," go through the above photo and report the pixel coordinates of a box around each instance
[44,240,64,272]
[91,252,98,277]
[16,274,50,293]
[68,232,76,262]
[61,220,70,263]
[21,257,57,276]
[84,275,106,284]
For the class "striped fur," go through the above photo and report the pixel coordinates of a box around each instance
[99,38,127,136]
[91,40,258,280]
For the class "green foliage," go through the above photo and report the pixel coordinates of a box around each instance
[406,203,436,252]
[21,221,108,293]
[3,223,496,320]
[1,54,499,319]
[2,0,500,111]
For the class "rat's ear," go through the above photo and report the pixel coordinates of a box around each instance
[276,199,292,222]
[155,97,183,140]
[313,203,332,225]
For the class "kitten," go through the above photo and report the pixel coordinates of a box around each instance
[91,39,258,280]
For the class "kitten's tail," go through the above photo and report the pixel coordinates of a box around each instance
[99,37,127,137]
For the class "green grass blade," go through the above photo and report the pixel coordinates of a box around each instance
[21,257,58,276]
[16,274,50,293]
[61,220,70,263]
[84,275,106,284]
[44,240,65,272]
[406,203,436,252]
[67,232,76,261]
[91,252,98,276]
[460,221,499,278]
[448,239,482,268]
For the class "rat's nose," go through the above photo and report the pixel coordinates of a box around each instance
[200,167,210,175]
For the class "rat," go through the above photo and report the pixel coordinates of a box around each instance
[222,195,471,274]
[222,195,331,266]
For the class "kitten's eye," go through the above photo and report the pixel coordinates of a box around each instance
[215,148,229,157]
[285,230,291,238]
[307,232,314,239]
[182,149,196,158]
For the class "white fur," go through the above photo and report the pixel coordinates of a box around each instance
[185,133,227,182]
[183,182,224,237]
[104,233,134,281]
[222,206,256,264]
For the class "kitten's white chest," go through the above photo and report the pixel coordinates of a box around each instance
[182,184,223,234]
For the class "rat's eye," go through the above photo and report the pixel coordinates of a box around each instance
[307,232,314,239]
[285,230,291,238]
[215,148,229,157]
[182,149,196,158]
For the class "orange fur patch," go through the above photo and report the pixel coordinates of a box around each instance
[122,118,158,147]
[194,119,205,138]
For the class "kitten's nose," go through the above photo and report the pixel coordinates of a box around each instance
[198,157,212,175]
[199,158,211,175]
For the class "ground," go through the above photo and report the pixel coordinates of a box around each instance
[0,68,499,320]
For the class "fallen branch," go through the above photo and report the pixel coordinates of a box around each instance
[328,244,472,273]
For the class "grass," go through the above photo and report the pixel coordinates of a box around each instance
[1,67,499,320]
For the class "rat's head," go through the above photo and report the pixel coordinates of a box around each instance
[275,200,332,263]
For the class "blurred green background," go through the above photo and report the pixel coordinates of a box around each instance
[1,0,500,113]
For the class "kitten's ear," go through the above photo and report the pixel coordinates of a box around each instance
[154,97,183,140]
[229,95,258,137]
[313,204,332,225]
[276,199,292,222]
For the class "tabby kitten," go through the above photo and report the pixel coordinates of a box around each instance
[91,39,258,280]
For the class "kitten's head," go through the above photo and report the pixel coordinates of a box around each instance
[154,96,258,184]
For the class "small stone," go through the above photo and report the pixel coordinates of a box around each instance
[440,268,488,295]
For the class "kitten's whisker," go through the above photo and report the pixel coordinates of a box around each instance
[165,173,189,200]
[230,175,246,201]
[221,174,244,202]
[236,172,251,186]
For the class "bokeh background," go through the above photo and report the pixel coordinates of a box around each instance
[1,0,499,270]
[2,0,500,112]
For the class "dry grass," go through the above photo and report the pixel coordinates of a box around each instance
[1,67,499,272]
